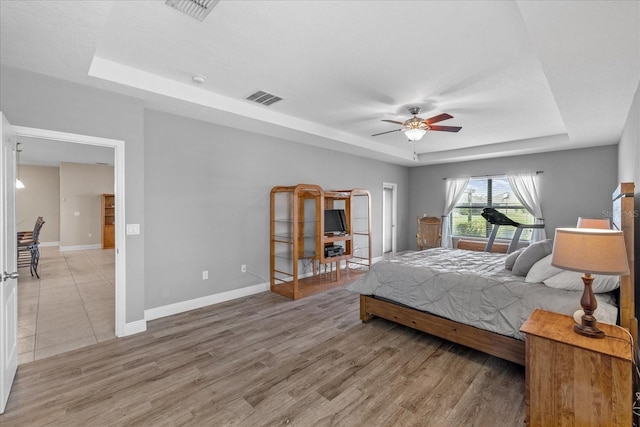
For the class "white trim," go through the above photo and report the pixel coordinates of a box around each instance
[12,126,127,339]
[59,244,102,252]
[38,241,59,247]
[122,319,146,336]
[145,282,270,321]
[372,255,385,264]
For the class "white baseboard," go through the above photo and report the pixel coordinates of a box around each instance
[144,282,271,321]
[59,244,102,252]
[120,319,147,337]
[39,241,59,247]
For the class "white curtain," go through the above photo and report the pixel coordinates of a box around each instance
[507,173,546,242]
[442,177,470,248]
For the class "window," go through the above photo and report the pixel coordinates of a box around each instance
[451,177,535,240]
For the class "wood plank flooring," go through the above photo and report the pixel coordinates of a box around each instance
[1,287,526,426]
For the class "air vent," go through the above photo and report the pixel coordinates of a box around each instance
[165,0,219,22]
[246,90,283,106]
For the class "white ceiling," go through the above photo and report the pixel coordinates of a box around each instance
[1,0,639,167]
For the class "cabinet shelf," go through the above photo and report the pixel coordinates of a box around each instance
[101,194,115,249]
[270,184,371,300]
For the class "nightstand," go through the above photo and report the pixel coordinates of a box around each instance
[520,309,632,427]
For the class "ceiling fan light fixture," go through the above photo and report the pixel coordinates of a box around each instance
[405,128,426,141]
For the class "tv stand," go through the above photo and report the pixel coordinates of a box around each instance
[270,184,371,299]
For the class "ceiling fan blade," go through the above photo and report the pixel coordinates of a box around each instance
[429,125,462,133]
[381,119,405,125]
[425,113,453,125]
[371,129,403,137]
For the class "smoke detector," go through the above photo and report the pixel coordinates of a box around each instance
[165,0,219,22]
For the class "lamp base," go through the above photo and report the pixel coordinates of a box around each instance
[574,323,605,339]
[573,273,606,339]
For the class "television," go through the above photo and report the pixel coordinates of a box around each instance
[324,209,347,235]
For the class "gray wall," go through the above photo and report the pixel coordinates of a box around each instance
[59,162,114,248]
[617,80,639,319]
[16,165,60,243]
[144,110,409,309]
[618,81,640,187]
[1,66,146,324]
[408,144,619,250]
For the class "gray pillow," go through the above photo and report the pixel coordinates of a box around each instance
[512,239,553,276]
[504,248,525,270]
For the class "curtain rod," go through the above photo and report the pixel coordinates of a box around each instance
[442,171,544,180]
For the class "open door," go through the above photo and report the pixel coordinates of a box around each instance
[0,112,18,414]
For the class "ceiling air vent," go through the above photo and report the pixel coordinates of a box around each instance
[246,90,283,106]
[165,0,219,22]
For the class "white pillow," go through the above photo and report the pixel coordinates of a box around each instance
[543,270,620,293]
[525,254,564,283]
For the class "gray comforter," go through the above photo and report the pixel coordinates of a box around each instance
[347,248,617,340]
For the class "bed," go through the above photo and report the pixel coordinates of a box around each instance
[348,182,636,365]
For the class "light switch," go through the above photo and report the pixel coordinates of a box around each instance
[126,224,140,235]
[74,211,80,216]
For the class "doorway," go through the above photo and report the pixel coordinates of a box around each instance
[382,182,397,258]
[12,126,126,340]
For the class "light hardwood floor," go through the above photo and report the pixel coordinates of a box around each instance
[17,246,115,363]
[3,286,526,426]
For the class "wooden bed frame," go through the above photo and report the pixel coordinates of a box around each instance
[360,182,636,366]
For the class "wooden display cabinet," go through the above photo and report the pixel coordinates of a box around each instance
[270,184,371,299]
[101,193,115,249]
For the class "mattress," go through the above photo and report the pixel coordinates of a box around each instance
[347,248,618,340]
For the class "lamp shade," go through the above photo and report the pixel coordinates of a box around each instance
[576,217,610,229]
[551,228,629,275]
[405,128,426,141]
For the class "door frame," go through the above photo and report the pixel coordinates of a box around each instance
[1,113,18,414]
[382,182,397,256]
[13,126,127,337]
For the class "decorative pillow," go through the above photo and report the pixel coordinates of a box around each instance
[525,254,564,283]
[504,248,524,270]
[543,270,620,293]
[511,239,553,276]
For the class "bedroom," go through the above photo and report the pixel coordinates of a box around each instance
[1,0,639,424]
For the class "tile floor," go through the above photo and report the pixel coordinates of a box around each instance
[17,246,115,364]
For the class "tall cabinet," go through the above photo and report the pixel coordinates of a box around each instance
[270,184,371,299]
[101,194,115,249]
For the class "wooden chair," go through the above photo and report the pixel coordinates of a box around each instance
[17,216,45,279]
[417,216,442,250]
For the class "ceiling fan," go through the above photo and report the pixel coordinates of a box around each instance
[372,107,462,141]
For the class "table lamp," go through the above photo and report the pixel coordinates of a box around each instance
[576,217,611,229]
[551,228,629,338]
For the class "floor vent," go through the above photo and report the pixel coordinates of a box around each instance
[165,0,219,22]
[246,90,283,106]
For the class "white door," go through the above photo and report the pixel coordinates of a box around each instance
[382,183,397,256]
[0,113,18,414]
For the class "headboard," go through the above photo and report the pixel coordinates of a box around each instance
[612,182,636,345]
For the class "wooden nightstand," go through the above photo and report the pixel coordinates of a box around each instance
[520,309,633,426]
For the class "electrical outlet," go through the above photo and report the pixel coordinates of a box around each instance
[202,270,208,280]
[241,264,247,273]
